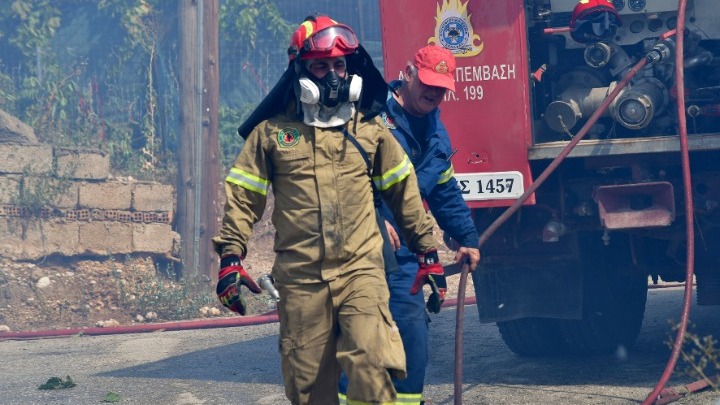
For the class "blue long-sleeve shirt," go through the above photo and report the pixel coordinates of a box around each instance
[380,80,479,250]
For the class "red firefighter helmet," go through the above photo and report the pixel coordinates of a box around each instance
[569,0,622,43]
[288,15,359,61]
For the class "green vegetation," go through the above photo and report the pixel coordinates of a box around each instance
[0,0,294,177]
[38,375,76,390]
[0,1,175,179]
[102,392,121,403]
[670,321,720,391]
[218,0,293,168]
[219,104,254,170]
[112,256,217,321]
[12,165,73,218]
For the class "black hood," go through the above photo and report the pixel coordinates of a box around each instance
[237,44,388,140]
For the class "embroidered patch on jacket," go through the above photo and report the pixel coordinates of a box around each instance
[277,128,301,148]
[380,112,397,130]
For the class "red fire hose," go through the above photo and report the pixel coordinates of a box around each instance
[642,1,694,404]
[454,1,693,403]
[0,298,479,341]
[0,312,280,340]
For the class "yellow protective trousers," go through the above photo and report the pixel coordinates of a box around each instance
[277,267,406,405]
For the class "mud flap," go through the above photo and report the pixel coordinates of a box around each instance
[471,262,582,323]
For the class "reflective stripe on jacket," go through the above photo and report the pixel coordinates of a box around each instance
[213,109,437,284]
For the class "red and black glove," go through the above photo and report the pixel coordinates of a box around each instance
[410,249,447,314]
[216,255,261,315]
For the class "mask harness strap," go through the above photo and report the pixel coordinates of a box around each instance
[341,127,400,274]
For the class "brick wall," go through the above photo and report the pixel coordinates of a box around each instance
[0,146,178,260]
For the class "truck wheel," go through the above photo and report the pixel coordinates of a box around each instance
[558,234,648,355]
[497,317,567,356]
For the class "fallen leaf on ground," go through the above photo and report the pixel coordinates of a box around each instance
[38,375,76,390]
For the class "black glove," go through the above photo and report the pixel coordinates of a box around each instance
[216,255,261,315]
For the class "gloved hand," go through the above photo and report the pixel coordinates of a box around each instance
[216,255,261,315]
[410,249,447,314]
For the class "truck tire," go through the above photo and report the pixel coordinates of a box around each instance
[558,233,648,355]
[497,317,568,356]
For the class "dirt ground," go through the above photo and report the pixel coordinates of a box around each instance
[0,210,467,333]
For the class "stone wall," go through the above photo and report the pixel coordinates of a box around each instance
[0,144,178,260]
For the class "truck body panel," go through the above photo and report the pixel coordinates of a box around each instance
[380,0,720,355]
[380,0,535,207]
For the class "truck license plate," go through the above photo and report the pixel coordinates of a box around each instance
[455,171,524,201]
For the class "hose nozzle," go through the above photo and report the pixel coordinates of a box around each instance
[645,39,674,66]
[257,274,280,302]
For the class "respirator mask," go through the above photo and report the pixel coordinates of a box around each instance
[298,71,363,108]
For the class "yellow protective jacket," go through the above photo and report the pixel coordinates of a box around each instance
[213,110,437,284]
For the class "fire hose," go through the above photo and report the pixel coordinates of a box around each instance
[452,1,695,403]
[642,1,695,404]
[0,296,476,341]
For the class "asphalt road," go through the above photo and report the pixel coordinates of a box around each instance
[1,286,719,405]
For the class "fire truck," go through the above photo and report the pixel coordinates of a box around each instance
[379,0,720,356]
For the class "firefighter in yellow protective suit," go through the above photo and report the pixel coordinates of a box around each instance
[212,15,444,405]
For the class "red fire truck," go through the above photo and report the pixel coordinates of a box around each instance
[379,0,720,356]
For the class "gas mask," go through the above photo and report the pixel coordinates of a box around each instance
[298,71,363,108]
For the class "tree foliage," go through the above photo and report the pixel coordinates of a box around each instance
[0,0,295,175]
[220,0,293,51]
[218,0,293,167]
[0,0,177,179]
[1,0,61,59]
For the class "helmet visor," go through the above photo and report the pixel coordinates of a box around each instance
[306,24,358,52]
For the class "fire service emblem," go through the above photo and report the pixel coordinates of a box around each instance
[277,128,300,148]
[428,0,484,57]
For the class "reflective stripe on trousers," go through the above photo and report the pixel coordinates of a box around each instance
[338,392,423,405]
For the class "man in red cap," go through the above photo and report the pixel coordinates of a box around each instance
[215,15,442,405]
[339,44,481,404]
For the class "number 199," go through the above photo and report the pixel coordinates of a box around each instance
[463,85,484,100]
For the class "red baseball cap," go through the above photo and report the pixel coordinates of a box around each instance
[413,45,456,92]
